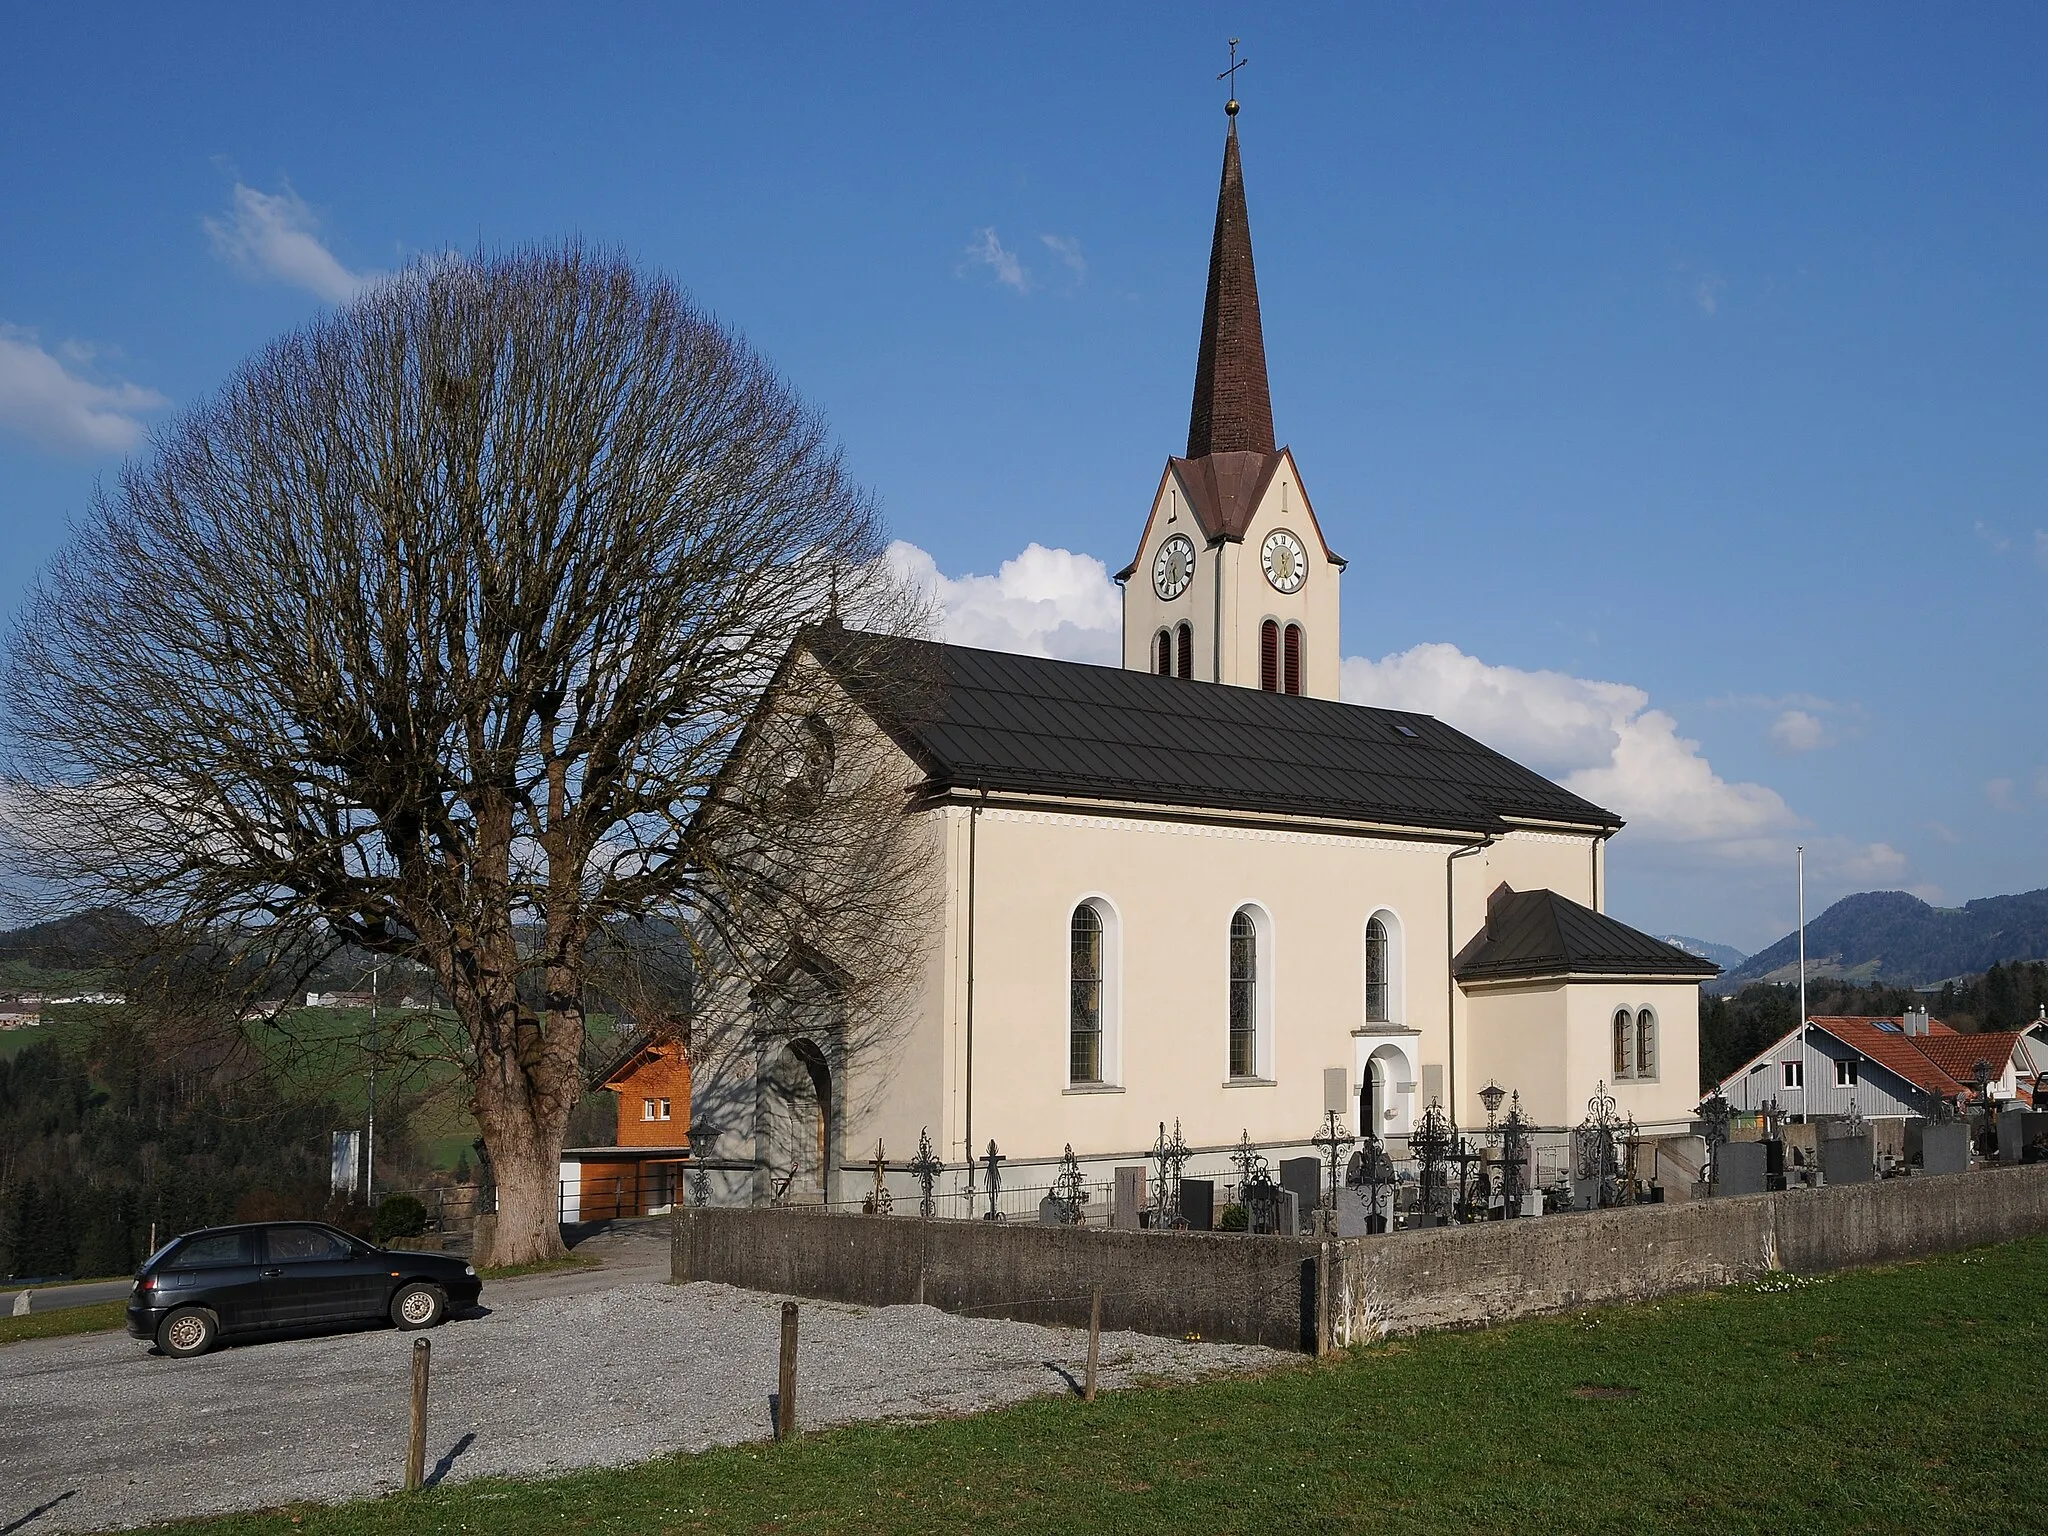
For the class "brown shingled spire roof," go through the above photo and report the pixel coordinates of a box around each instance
[1186,114,1275,459]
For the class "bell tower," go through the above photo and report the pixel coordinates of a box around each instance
[1117,102,1344,698]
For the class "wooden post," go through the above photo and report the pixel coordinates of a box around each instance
[776,1301,799,1440]
[1083,1286,1101,1403]
[405,1337,430,1491]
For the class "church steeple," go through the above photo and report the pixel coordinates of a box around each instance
[1185,110,1275,459]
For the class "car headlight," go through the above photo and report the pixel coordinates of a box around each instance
[464,1265,476,1277]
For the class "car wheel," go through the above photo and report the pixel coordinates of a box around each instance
[156,1306,219,1358]
[391,1282,447,1330]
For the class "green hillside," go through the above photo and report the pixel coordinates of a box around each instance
[1720,886,2048,991]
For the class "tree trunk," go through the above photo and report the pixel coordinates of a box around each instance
[479,1096,570,1268]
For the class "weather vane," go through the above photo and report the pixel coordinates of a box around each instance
[1218,37,1248,116]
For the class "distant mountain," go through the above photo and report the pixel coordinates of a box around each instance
[1656,935,1748,973]
[1719,887,2048,992]
[0,908,149,971]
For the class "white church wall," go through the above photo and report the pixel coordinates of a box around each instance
[1561,979,1701,1135]
[1461,981,1572,1128]
[935,804,1460,1164]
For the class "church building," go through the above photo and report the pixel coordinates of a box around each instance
[696,105,1716,1211]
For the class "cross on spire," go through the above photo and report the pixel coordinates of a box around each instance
[1217,37,1248,116]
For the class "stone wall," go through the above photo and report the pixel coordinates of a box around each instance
[675,1164,2048,1353]
[674,1206,1321,1350]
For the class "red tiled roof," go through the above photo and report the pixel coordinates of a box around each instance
[1914,1031,2023,1084]
[1807,1017,1968,1096]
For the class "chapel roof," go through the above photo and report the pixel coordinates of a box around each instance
[1451,886,1718,983]
[809,629,1624,837]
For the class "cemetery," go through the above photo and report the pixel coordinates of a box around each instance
[674,1074,2048,1351]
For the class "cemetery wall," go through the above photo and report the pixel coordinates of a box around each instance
[673,1206,1320,1349]
[673,1164,2048,1353]
[1332,1162,2048,1342]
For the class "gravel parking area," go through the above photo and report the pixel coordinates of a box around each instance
[0,1279,1283,1534]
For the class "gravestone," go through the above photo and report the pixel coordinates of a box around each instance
[1278,1156,1322,1215]
[1279,1189,1302,1237]
[1112,1166,1147,1230]
[1906,1119,1970,1176]
[1337,1187,1394,1236]
[1037,1194,1063,1225]
[1520,1186,1543,1218]
[1995,1110,2047,1166]
[1718,1139,1769,1197]
[1819,1130,1874,1185]
[1180,1177,1215,1232]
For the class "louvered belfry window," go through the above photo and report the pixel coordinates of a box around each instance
[1636,1009,1656,1080]
[1283,623,1303,696]
[1259,620,1280,692]
[1153,629,1172,675]
[1613,1009,1634,1079]
[1176,622,1193,679]
[1070,905,1104,1083]
[1229,910,1258,1078]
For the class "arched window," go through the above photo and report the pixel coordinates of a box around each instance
[1259,620,1280,692]
[1613,1008,1634,1080]
[1635,1008,1657,1081]
[1365,917,1390,1022]
[1153,629,1172,675]
[1229,910,1259,1077]
[1175,621,1193,679]
[1283,623,1303,696]
[1070,905,1104,1083]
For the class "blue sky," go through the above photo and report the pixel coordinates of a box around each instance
[2,5,2043,950]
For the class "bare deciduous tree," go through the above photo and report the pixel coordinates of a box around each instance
[3,245,934,1264]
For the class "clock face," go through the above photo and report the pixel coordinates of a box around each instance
[1153,534,1197,601]
[1261,529,1309,594]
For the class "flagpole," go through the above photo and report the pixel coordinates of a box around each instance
[1797,845,1807,1122]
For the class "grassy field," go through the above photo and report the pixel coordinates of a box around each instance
[0,1297,129,1346]
[141,1235,2048,1535]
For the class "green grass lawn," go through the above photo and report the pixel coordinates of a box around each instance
[141,1234,2048,1535]
[0,1297,129,1346]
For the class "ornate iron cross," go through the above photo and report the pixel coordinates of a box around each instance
[908,1126,944,1219]
[982,1139,1006,1221]
[1311,1109,1353,1224]
[1049,1144,1087,1226]
[866,1139,893,1217]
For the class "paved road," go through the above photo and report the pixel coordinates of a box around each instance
[2,1218,670,1319]
[0,1219,1279,1534]
[2,1280,131,1317]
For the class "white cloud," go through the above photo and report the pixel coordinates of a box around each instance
[889,540,1907,893]
[1770,709,1828,753]
[1985,777,2019,813]
[1696,275,1727,315]
[1341,642,1806,850]
[0,325,165,455]
[1928,820,1961,845]
[204,182,373,303]
[961,228,1031,294]
[887,540,1119,665]
[1040,234,1087,281]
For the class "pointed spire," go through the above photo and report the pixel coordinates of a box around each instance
[1186,113,1275,459]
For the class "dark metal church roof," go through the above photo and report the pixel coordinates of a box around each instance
[812,631,1623,837]
[1453,887,1719,982]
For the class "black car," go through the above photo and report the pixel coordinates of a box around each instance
[125,1220,483,1357]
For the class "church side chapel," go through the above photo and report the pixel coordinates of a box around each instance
[688,99,1718,1219]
